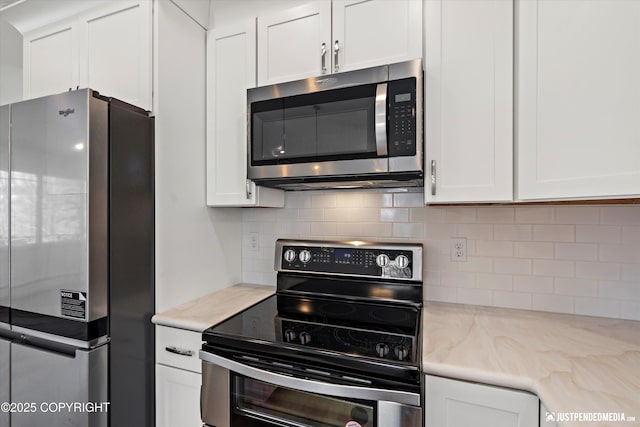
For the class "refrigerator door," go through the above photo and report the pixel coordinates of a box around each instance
[0,337,9,427]
[0,105,9,325]
[10,90,108,343]
[11,340,108,427]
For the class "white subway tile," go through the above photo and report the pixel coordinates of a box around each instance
[392,223,424,239]
[243,208,277,222]
[311,193,337,208]
[276,208,299,222]
[554,243,598,261]
[555,206,599,224]
[393,192,424,207]
[425,207,444,224]
[362,222,393,237]
[600,206,640,226]
[477,207,515,224]
[353,207,381,222]
[599,244,640,263]
[287,222,311,235]
[442,207,477,224]
[575,297,621,318]
[458,257,493,273]
[336,223,365,237]
[243,271,268,285]
[621,226,640,244]
[494,225,533,241]
[457,224,494,240]
[310,222,337,236]
[441,271,475,288]
[425,223,457,239]
[324,208,352,222]
[476,240,514,257]
[533,225,575,242]
[475,273,513,291]
[494,258,533,275]
[598,281,640,301]
[361,192,393,207]
[425,286,457,303]
[410,208,427,223]
[298,208,324,221]
[621,301,640,321]
[424,270,441,286]
[285,192,312,208]
[532,294,574,314]
[575,225,621,243]
[533,259,574,277]
[335,192,364,208]
[515,206,555,224]
[457,288,492,306]
[554,278,598,297]
[575,262,620,280]
[493,291,532,310]
[514,242,554,259]
[514,275,554,293]
[380,208,409,222]
[622,264,640,282]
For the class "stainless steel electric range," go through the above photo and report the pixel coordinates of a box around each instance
[200,239,423,427]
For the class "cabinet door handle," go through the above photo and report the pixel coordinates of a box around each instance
[430,160,437,196]
[334,40,340,73]
[321,42,327,74]
[246,179,252,200]
[165,346,194,357]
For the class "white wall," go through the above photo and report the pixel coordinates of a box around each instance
[154,0,241,311]
[242,189,640,321]
[0,18,22,105]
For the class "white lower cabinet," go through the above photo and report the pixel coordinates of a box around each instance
[155,326,203,427]
[425,375,539,427]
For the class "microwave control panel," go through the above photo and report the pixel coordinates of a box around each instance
[388,78,417,157]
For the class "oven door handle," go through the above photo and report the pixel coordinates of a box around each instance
[199,351,420,406]
[375,82,388,157]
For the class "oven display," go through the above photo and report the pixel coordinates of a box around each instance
[334,249,353,263]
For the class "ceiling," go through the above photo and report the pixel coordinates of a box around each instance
[0,0,108,34]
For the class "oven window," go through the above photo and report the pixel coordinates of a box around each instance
[233,375,375,427]
[251,84,378,166]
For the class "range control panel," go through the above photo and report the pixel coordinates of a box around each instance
[275,240,422,281]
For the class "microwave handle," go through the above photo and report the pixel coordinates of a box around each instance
[375,83,388,157]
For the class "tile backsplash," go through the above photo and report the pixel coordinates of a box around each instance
[242,189,640,320]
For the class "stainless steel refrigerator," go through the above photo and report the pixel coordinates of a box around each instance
[0,89,155,427]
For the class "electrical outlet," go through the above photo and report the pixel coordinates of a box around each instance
[451,238,467,262]
[249,232,259,251]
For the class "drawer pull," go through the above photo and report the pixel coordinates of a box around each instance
[165,346,194,357]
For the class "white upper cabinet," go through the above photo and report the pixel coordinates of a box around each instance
[424,0,513,203]
[22,0,152,111]
[80,1,152,111]
[207,22,284,207]
[257,0,422,86]
[332,0,422,73]
[257,2,332,85]
[23,21,79,99]
[425,375,539,427]
[517,0,640,200]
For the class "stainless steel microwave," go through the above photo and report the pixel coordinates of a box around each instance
[247,59,423,190]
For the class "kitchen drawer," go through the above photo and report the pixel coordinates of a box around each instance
[156,326,202,373]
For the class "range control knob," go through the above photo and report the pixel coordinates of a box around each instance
[299,332,311,345]
[299,250,312,264]
[375,343,390,358]
[284,249,296,263]
[376,254,390,267]
[284,329,296,343]
[395,254,410,269]
[394,345,409,361]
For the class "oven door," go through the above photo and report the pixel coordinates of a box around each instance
[200,352,422,427]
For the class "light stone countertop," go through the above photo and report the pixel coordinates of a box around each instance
[151,283,276,332]
[422,302,640,427]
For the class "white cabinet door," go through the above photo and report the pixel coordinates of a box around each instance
[207,22,284,207]
[332,0,422,73]
[257,2,332,85]
[80,0,152,110]
[424,0,513,203]
[156,364,202,427]
[518,0,640,200]
[425,375,538,427]
[23,20,79,99]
